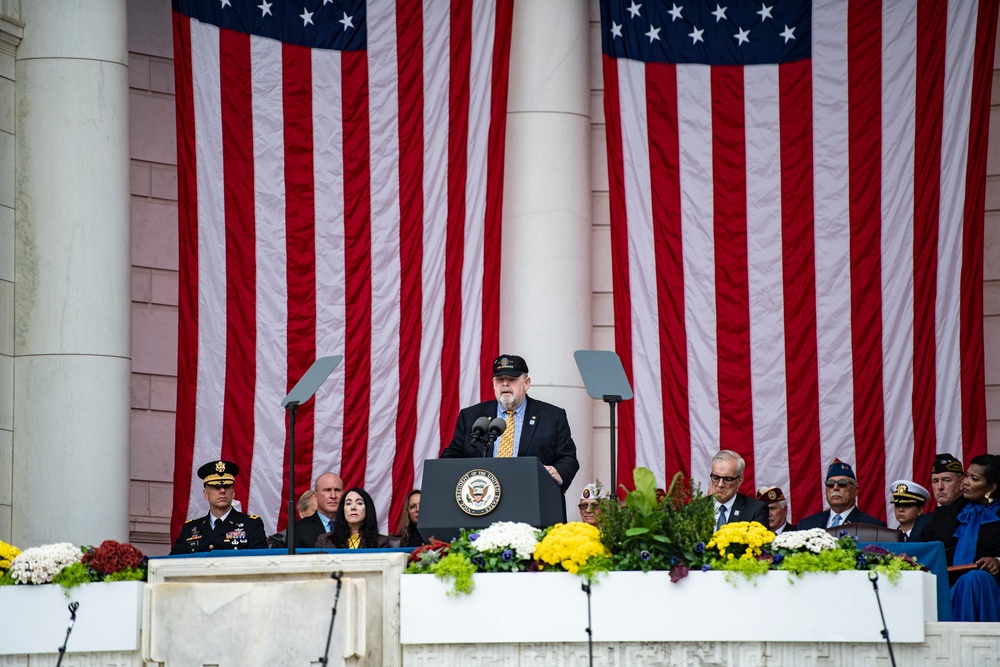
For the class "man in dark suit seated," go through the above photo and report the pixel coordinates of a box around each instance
[293,472,344,549]
[441,354,579,494]
[708,450,769,529]
[796,459,886,530]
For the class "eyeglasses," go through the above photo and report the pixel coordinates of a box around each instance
[824,479,856,489]
[578,502,599,511]
[709,474,741,485]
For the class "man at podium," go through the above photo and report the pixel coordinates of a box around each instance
[441,354,579,493]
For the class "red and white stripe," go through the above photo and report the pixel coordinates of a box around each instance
[171,0,513,537]
[604,0,994,523]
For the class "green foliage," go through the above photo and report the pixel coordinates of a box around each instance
[714,556,772,583]
[103,567,146,583]
[433,552,477,597]
[52,562,94,593]
[575,553,615,582]
[0,571,14,586]
[596,468,714,573]
[777,546,857,577]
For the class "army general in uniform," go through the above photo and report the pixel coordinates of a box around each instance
[170,460,268,554]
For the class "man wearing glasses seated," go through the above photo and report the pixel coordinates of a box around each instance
[708,450,769,530]
[795,459,886,530]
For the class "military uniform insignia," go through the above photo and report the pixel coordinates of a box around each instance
[226,526,248,544]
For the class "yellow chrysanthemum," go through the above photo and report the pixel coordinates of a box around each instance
[0,540,21,571]
[534,522,608,575]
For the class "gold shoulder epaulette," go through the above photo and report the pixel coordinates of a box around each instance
[250,514,260,519]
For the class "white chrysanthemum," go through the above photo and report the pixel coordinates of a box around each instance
[472,521,540,560]
[772,528,838,553]
[8,542,83,585]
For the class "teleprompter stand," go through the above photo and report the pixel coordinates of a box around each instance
[281,355,342,555]
[574,350,633,498]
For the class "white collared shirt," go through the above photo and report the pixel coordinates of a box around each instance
[826,506,857,528]
[714,497,736,525]
[212,509,232,529]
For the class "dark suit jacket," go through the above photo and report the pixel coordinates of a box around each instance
[440,396,579,492]
[725,493,770,526]
[171,509,268,554]
[795,506,887,531]
[293,512,332,549]
[906,512,934,542]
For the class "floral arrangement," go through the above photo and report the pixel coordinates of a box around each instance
[533,522,611,578]
[0,540,20,575]
[701,521,776,580]
[7,542,83,585]
[406,523,541,596]
[1,540,147,591]
[595,467,714,581]
[404,467,929,594]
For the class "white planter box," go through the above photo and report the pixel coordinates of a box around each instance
[0,581,144,654]
[401,570,937,644]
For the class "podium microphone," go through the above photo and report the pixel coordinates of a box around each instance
[469,416,492,456]
[485,417,507,456]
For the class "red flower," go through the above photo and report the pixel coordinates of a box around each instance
[407,539,450,564]
[82,540,145,575]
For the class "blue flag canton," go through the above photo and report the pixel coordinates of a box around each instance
[174,0,366,51]
[601,0,811,66]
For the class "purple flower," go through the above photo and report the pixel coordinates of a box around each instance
[701,563,711,572]
[861,545,891,557]
[472,555,485,568]
[773,552,784,564]
[502,549,513,562]
[640,550,651,561]
[469,533,480,542]
[694,541,705,554]
[669,563,690,583]
[856,555,866,569]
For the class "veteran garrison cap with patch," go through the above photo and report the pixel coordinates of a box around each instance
[931,453,964,475]
[756,486,786,504]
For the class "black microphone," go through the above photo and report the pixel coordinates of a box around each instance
[470,415,492,456]
[330,571,343,581]
[484,417,507,456]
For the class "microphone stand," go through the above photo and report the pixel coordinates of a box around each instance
[318,571,344,665]
[285,400,299,555]
[55,602,79,667]
[581,582,593,667]
[868,572,897,667]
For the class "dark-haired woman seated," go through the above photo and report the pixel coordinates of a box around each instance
[396,489,425,547]
[923,454,1000,622]
[316,488,391,549]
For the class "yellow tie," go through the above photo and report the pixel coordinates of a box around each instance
[497,410,515,457]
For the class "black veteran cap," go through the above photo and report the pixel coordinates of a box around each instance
[932,453,964,475]
[493,354,528,377]
[198,460,239,487]
[889,480,930,506]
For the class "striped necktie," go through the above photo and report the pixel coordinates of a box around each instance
[497,410,515,457]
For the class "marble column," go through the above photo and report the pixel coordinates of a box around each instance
[502,1,594,508]
[12,0,131,546]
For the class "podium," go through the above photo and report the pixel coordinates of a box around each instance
[419,458,565,542]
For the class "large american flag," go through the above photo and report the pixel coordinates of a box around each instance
[601,0,996,522]
[170,0,512,537]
